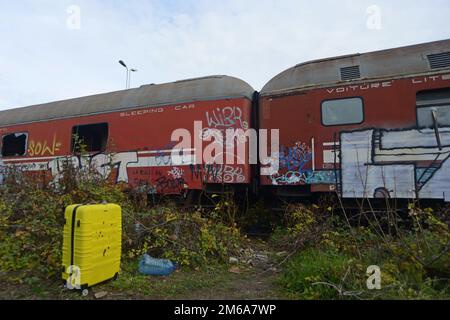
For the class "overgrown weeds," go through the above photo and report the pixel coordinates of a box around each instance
[0,162,246,285]
[1,157,449,300]
[275,197,450,300]
[0,164,130,280]
[123,203,244,267]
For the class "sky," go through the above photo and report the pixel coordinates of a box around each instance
[0,0,449,111]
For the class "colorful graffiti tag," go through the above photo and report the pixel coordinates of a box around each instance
[270,142,313,185]
[268,124,450,202]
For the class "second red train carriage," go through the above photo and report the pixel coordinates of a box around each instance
[259,39,450,201]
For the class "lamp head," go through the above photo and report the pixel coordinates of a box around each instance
[119,60,127,68]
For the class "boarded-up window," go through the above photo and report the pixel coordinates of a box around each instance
[1,133,28,157]
[417,88,450,128]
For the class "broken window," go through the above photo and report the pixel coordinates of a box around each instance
[417,88,450,128]
[1,133,28,157]
[71,123,108,153]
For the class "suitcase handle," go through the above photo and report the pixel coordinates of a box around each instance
[70,205,84,267]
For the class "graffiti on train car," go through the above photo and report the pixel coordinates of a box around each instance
[199,128,252,166]
[201,106,251,164]
[168,167,185,180]
[204,164,246,183]
[172,120,280,174]
[155,142,179,166]
[44,149,195,187]
[267,122,450,202]
[155,176,186,192]
[338,126,450,201]
[28,135,62,157]
[155,167,187,192]
[270,142,313,185]
[3,139,252,191]
[188,164,203,180]
[306,170,337,185]
[206,106,249,130]
[47,152,139,184]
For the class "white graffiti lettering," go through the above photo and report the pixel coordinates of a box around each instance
[204,164,246,183]
[206,106,249,129]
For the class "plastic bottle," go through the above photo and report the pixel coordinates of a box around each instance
[138,254,177,276]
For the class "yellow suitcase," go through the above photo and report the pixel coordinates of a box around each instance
[62,204,122,289]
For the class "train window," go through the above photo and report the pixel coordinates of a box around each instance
[1,133,28,157]
[321,97,364,126]
[417,88,450,128]
[71,123,108,153]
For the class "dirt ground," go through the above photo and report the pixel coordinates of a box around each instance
[0,239,290,300]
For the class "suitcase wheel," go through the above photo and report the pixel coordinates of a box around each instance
[80,284,89,297]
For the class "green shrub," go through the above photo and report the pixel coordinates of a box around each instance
[0,168,130,279]
[123,204,245,267]
[279,248,363,299]
[0,165,247,283]
[276,202,449,300]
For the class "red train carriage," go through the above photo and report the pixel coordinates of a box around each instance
[259,39,450,202]
[0,75,255,195]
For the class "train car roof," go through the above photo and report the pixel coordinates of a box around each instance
[261,39,450,96]
[0,75,255,127]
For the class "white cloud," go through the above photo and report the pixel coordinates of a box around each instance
[0,0,449,110]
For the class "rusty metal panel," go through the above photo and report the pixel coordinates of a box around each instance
[0,75,255,126]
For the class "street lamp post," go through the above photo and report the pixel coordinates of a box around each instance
[119,60,138,89]
[119,60,129,88]
[129,68,138,88]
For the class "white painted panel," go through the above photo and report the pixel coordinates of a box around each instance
[323,150,340,164]
[381,129,450,149]
[341,130,416,199]
[342,164,416,199]
[374,151,450,163]
[128,155,195,168]
[420,157,450,200]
